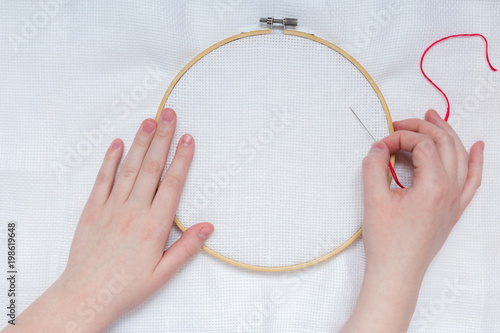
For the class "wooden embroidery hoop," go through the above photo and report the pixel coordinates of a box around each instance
[154,19,396,272]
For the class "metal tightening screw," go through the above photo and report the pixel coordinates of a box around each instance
[259,17,298,27]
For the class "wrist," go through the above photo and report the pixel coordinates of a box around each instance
[4,275,113,333]
[342,263,425,333]
[50,272,120,332]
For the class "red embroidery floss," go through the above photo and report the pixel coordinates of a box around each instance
[390,33,497,189]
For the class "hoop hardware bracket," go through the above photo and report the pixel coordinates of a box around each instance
[259,17,298,30]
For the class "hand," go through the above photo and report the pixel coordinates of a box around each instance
[4,108,214,333]
[342,109,484,332]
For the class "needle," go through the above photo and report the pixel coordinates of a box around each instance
[348,107,376,142]
[349,107,406,189]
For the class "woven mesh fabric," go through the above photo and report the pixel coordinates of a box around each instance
[1,1,499,332]
[165,33,388,267]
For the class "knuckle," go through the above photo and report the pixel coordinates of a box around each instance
[120,165,137,179]
[175,150,192,164]
[421,136,435,147]
[458,150,469,163]
[142,158,162,174]
[141,223,158,241]
[118,206,138,230]
[445,133,455,145]
[435,130,453,145]
[184,242,199,259]
[134,137,150,149]
[473,175,482,189]
[103,153,116,163]
[162,174,181,189]
[432,181,450,199]
[95,172,108,186]
[78,212,95,226]
[362,155,378,169]
[415,138,435,157]
[155,127,173,139]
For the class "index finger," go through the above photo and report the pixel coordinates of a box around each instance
[382,130,446,190]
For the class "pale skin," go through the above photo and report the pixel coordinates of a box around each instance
[2,108,484,333]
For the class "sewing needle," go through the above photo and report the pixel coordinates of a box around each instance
[349,107,406,188]
[348,107,376,142]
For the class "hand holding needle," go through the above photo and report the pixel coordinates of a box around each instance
[348,107,405,188]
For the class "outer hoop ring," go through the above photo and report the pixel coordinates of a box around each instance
[155,29,396,272]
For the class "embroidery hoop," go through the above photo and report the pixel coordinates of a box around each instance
[154,19,396,272]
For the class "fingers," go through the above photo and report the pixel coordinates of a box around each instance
[362,141,392,201]
[424,109,469,191]
[108,119,157,203]
[459,141,485,215]
[382,130,446,189]
[393,112,457,182]
[129,109,177,205]
[152,223,214,284]
[152,134,195,221]
[87,139,123,206]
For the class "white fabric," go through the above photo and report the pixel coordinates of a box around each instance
[166,33,388,267]
[1,0,499,332]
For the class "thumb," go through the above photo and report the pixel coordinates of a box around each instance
[362,141,391,200]
[153,222,214,284]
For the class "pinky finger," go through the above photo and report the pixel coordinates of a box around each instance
[88,139,123,206]
[459,141,485,215]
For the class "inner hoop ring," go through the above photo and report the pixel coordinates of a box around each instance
[154,29,396,272]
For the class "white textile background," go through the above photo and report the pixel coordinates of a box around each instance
[1,0,499,332]
[164,32,390,267]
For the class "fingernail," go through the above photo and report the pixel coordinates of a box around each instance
[198,226,213,240]
[111,139,121,149]
[370,142,385,152]
[161,109,175,123]
[142,121,155,134]
[181,134,193,146]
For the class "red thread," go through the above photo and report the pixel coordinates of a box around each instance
[390,34,497,189]
[388,163,404,188]
[420,34,497,122]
